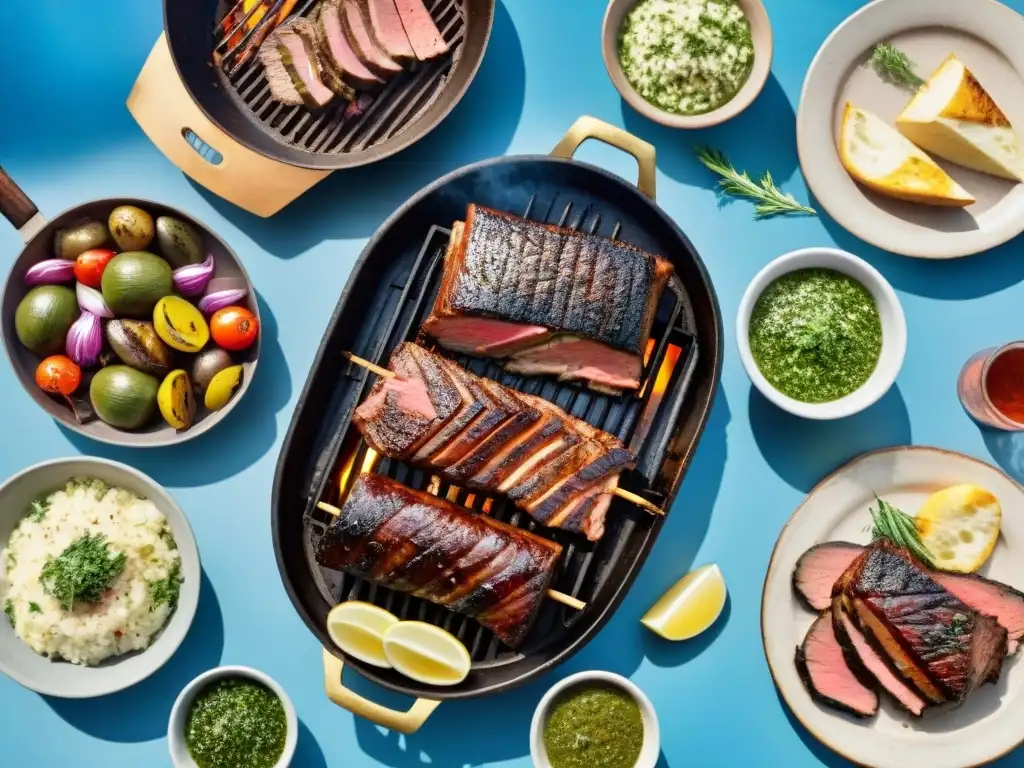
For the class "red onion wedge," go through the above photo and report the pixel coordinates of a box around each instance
[198,288,248,315]
[25,259,75,285]
[172,253,215,297]
[76,282,114,319]
[66,311,103,368]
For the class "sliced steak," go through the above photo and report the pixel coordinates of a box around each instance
[832,599,927,716]
[795,541,1024,654]
[317,0,382,89]
[288,17,354,100]
[795,613,879,718]
[505,335,644,391]
[367,0,416,60]
[394,0,449,60]
[835,540,1008,704]
[340,0,403,77]
[259,23,336,108]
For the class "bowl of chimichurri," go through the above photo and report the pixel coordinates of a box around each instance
[736,247,907,420]
[168,666,297,768]
[602,0,774,128]
[530,670,660,768]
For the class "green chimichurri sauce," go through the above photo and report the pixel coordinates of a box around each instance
[748,269,882,403]
[619,0,754,116]
[185,678,287,768]
[544,686,644,768]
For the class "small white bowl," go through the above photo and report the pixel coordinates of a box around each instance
[602,0,773,128]
[736,247,906,420]
[168,666,298,768]
[530,670,660,768]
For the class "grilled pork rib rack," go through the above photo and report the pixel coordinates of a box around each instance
[315,473,562,647]
[353,342,635,540]
[422,204,675,392]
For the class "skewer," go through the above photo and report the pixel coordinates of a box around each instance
[316,501,587,611]
[342,351,665,515]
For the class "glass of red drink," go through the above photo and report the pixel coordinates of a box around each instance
[958,342,1024,430]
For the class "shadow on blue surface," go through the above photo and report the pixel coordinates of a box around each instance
[44,568,224,742]
[189,0,527,254]
[818,205,1024,300]
[983,428,1024,485]
[295,718,328,768]
[643,593,731,668]
[749,384,912,493]
[329,393,729,767]
[58,292,290,487]
[620,73,800,198]
[776,689,856,768]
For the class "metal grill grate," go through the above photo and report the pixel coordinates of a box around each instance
[215,0,466,155]
[302,199,697,663]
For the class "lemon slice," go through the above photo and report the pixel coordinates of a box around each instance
[839,102,975,207]
[382,621,471,686]
[641,564,727,641]
[326,601,399,668]
[916,484,1001,573]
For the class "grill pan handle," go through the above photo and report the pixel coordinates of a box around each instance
[126,34,330,218]
[322,648,441,734]
[0,166,45,243]
[550,116,657,198]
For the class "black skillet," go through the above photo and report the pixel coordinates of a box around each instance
[0,166,260,447]
[273,116,723,731]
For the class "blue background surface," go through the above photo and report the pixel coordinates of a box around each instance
[3,0,1024,765]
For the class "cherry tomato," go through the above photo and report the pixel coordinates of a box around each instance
[74,249,116,288]
[210,306,259,351]
[35,355,82,396]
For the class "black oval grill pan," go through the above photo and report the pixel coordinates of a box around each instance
[164,0,494,169]
[273,123,723,700]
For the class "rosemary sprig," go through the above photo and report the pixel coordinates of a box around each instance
[694,146,817,219]
[870,496,936,568]
[869,43,925,90]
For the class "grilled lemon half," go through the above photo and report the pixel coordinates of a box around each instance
[839,103,975,206]
[916,484,1001,573]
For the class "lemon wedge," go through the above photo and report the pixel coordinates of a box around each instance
[382,621,471,686]
[898,55,1024,182]
[839,103,975,206]
[916,485,1001,573]
[326,601,399,668]
[641,564,727,641]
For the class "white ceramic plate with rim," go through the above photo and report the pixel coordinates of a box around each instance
[762,446,1024,768]
[798,0,1024,259]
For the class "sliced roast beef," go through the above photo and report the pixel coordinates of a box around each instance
[289,17,355,100]
[394,0,449,60]
[834,540,1007,705]
[316,0,382,89]
[832,600,927,716]
[794,541,1024,655]
[340,0,403,77]
[367,0,416,61]
[505,336,644,391]
[258,22,336,108]
[795,613,879,718]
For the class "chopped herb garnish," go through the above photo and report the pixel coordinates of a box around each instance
[870,497,937,568]
[4,599,14,628]
[28,602,41,614]
[28,498,49,522]
[869,43,925,89]
[39,532,126,611]
[150,564,183,611]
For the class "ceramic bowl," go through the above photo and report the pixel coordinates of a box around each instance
[168,666,298,768]
[529,670,660,768]
[0,457,200,697]
[602,0,773,128]
[736,247,906,420]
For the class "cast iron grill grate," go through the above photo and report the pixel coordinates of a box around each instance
[214,0,465,155]
[301,198,698,663]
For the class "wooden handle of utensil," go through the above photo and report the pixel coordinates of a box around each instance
[126,33,330,218]
[323,649,441,733]
[0,165,40,234]
[550,116,657,199]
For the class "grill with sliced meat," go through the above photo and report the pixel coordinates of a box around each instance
[314,473,562,648]
[353,342,635,540]
[833,540,1007,706]
[421,204,675,391]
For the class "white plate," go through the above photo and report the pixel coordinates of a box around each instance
[762,446,1024,768]
[798,0,1024,259]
